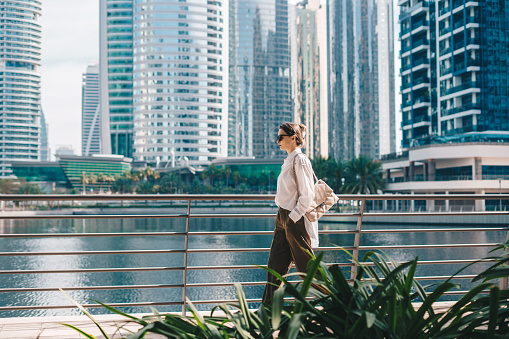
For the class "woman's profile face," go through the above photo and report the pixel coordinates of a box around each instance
[277,128,296,152]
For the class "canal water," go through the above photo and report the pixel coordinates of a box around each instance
[0,215,506,318]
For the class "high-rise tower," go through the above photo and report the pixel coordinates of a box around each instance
[82,64,101,156]
[228,0,292,159]
[99,0,134,158]
[100,0,228,165]
[328,0,395,160]
[0,0,42,177]
[291,0,329,159]
[399,0,509,148]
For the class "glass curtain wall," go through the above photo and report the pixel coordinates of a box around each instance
[132,0,228,166]
[228,0,292,159]
[100,0,134,158]
[328,0,395,160]
[0,0,42,177]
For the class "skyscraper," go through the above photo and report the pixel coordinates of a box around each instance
[99,0,134,158]
[291,0,329,159]
[399,0,509,148]
[228,0,292,159]
[82,64,101,156]
[40,108,49,161]
[328,0,395,160]
[100,0,228,166]
[0,0,42,177]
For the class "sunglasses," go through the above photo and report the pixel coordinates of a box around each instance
[276,134,291,142]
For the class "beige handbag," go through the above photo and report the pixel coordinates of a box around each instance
[293,155,340,222]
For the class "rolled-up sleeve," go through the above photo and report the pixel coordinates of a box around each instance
[289,156,315,223]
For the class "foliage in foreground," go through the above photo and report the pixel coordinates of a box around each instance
[62,243,509,338]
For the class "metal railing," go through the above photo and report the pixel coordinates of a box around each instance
[0,194,509,316]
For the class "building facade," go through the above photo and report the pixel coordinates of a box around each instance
[82,64,101,156]
[328,0,395,160]
[399,0,509,148]
[291,0,329,159]
[0,0,42,177]
[132,0,228,166]
[40,108,49,161]
[100,0,228,166]
[99,0,134,158]
[228,0,292,159]
[382,141,509,211]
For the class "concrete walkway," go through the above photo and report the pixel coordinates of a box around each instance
[0,313,166,339]
[0,302,456,339]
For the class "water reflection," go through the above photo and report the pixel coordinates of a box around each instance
[0,217,506,317]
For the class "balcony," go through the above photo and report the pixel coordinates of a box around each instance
[443,81,480,96]
[400,26,411,37]
[440,46,452,55]
[466,15,480,24]
[403,115,429,126]
[454,40,465,51]
[443,124,478,135]
[442,102,482,116]
[412,57,430,68]
[401,45,412,54]
[412,19,430,31]
[466,38,480,47]
[440,66,452,76]
[413,76,430,87]
[453,59,481,73]
[439,26,452,37]
[453,0,464,10]
[412,38,430,50]
[438,6,450,17]
[454,19,465,31]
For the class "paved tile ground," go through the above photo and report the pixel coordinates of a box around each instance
[0,303,457,339]
[0,313,166,339]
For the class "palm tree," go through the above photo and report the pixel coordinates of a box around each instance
[342,155,384,194]
[80,172,89,194]
[105,174,115,192]
[88,174,97,193]
[310,156,344,192]
[232,171,241,189]
[97,173,106,193]
[224,166,231,187]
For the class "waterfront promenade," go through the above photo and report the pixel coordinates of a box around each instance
[0,194,508,338]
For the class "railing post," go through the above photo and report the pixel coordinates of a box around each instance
[351,199,365,281]
[500,232,509,290]
[182,199,191,315]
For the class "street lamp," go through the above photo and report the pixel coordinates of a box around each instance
[499,178,503,211]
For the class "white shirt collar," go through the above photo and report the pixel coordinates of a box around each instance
[284,147,303,163]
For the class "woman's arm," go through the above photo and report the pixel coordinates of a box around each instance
[289,156,315,222]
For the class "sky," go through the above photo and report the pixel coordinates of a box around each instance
[39,0,401,157]
[40,0,99,158]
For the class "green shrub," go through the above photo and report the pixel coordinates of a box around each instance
[62,243,509,338]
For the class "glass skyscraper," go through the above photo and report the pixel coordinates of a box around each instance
[228,0,292,159]
[99,0,134,158]
[101,0,228,165]
[40,108,48,161]
[399,0,509,148]
[82,64,101,156]
[0,0,42,177]
[328,0,395,160]
[291,0,329,159]
[131,0,228,165]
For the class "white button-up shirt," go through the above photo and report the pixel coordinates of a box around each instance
[275,148,319,248]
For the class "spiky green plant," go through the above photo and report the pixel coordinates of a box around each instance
[62,243,509,338]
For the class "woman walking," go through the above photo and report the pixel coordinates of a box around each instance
[262,122,319,304]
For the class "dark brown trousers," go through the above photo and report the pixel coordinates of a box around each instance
[262,208,314,304]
